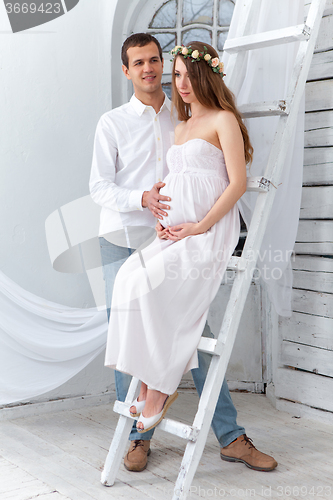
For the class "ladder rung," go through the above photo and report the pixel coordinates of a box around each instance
[197,337,223,356]
[113,400,135,418]
[247,176,271,192]
[224,24,311,53]
[158,418,199,442]
[226,256,246,271]
[239,100,289,118]
[113,401,199,441]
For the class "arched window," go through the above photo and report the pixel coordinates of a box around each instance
[147,0,235,97]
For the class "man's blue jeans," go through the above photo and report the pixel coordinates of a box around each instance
[100,237,245,447]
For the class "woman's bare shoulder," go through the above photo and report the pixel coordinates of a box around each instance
[215,109,237,124]
[215,109,241,138]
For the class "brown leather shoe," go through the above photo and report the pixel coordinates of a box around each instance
[124,440,151,472]
[220,434,277,472]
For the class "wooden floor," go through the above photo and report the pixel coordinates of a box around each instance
[1,391,333,500]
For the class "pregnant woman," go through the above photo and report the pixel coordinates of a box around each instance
[105,41,253,433]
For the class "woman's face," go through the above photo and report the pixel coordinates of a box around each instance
[174,57,198,105]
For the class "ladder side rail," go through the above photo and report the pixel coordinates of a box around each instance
[240,38,319,293]
[305,0,328,28]
[239,0,326,270]
[101,376,140,486]
[173,3,327,495]
[219,16,326,342]
[224,0,262,94]
[191,252,261,429]
[211,0,325,381]
[172,262,259,500]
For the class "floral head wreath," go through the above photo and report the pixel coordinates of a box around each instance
[170,45,225,78]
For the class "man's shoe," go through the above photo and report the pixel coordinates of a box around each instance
[124,439,151,472]
[220,434,278,472]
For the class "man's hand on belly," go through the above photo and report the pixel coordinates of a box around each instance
[142,182,171,220]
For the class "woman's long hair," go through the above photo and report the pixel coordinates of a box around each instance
[172,41,253,164]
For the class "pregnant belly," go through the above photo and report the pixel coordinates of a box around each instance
[158,173,219,229]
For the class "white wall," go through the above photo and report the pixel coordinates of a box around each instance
[0,0,116,308]
[0,0,118,403]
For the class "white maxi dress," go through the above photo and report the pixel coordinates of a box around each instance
[104,138,240,395]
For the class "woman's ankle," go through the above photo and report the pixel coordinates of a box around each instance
[138,382,148,401]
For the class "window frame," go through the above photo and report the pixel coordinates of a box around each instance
[147,0,234,49]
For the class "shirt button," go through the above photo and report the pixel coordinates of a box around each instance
[158,158,161,161]
[158,137,160,141]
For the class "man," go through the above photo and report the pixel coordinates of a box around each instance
[90,33,277,473]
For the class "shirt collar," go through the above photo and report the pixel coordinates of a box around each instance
[130,93,171,116]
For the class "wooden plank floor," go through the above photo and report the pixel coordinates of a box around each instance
[1,391,333,500]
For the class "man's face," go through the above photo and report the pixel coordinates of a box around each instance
[122,42,164,97]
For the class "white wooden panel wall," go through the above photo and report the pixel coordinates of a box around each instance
[276,2,333,421]
[275,367,333,413]
[300,186,333,218]
[303,1,333,187]
[303,148,333,185]
[295,221,333,255]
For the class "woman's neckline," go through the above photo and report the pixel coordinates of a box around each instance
[173,137,222,153]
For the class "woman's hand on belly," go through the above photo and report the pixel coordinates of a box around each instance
[167,222,203,241]
[155,221,171,240]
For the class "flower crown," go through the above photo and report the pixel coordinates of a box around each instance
[170,45,225,78]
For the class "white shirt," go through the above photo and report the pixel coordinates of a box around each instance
[89,94,177,248]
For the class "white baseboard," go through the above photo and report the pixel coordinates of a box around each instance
[0,392,115,421]
[227,381,265,393]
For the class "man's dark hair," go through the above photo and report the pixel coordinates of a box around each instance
[121,33,163,68]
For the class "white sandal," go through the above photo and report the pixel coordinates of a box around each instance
[129,397,146,417]
[137,391,178,433]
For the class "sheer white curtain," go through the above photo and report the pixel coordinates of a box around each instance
[224,0,304,316]
[0,270,107,406]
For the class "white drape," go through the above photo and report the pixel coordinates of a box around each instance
[0,0,304,405]
[0,270,107,406]
[224,0,304,316]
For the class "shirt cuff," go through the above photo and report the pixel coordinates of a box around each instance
[128,190,144,211]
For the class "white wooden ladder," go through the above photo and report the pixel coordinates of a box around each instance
[101,1,326,498]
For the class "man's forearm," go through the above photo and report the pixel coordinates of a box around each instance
[90,180,144,213]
